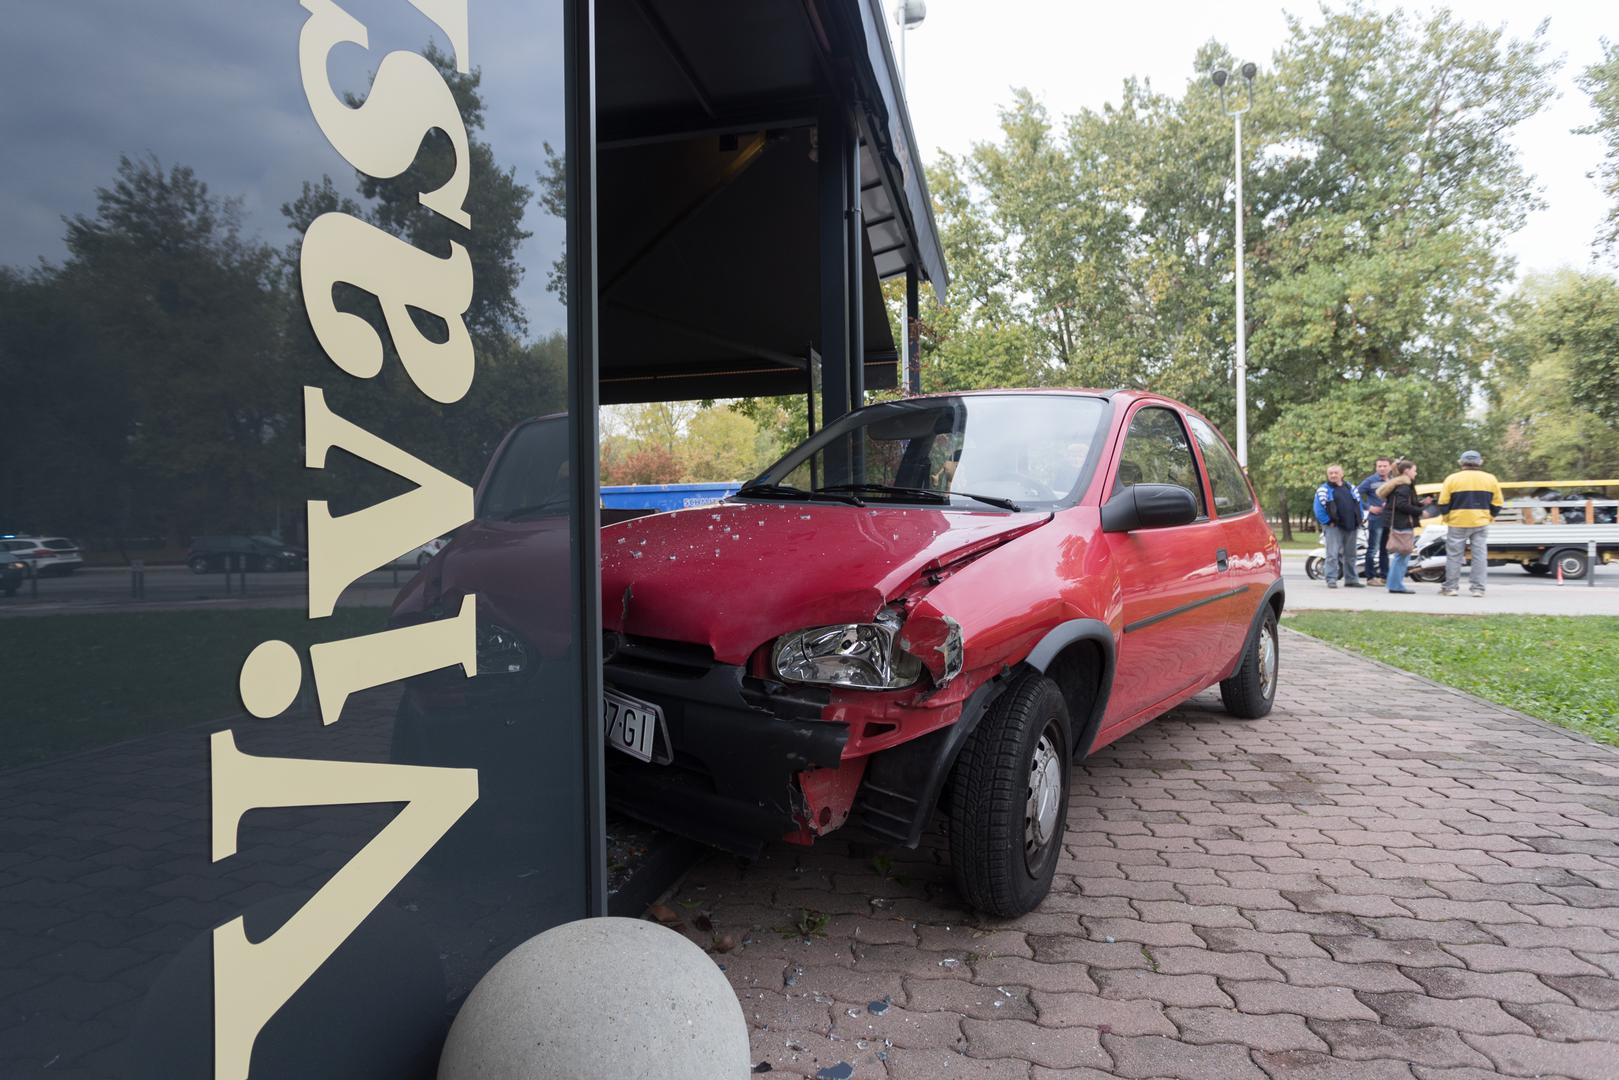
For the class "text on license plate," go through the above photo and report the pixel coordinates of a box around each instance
[602,688,664,764]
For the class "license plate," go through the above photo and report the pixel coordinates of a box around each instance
[603,687,666,764]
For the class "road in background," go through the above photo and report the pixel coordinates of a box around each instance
[1282,551,1619,615]
[0,564,405,616]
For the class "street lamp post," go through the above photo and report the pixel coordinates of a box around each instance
[894,0,925,394]
[1211,62,1256,467]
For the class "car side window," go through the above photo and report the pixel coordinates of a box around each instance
[1187,415,1254,517]
[1112,406,1207,517]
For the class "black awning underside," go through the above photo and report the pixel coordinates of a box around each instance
[594,0,944,404]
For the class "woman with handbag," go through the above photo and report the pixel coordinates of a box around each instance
[1377,459,1425,593]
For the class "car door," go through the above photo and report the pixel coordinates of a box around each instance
[1098,403,1235,733]
[1185,412,1268,663]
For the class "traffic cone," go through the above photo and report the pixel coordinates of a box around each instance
[1556,562,1564,587]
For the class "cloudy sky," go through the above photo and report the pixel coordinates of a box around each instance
[886,0,1614,281]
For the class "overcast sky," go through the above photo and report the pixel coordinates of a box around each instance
[886,0,1614,281]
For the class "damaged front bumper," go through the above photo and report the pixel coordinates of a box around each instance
[603,633,850,857]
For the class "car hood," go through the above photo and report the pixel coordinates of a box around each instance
[601,500,1052,664]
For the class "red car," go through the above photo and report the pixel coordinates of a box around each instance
[601,390,1282,915]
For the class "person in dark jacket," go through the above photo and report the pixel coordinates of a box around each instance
[1313,464,1364,588]
[1376,459,1427,593]
[1355,456,1393,585]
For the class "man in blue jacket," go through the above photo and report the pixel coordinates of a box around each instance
[1314,464,1364,588]
[1355,456,1393,586]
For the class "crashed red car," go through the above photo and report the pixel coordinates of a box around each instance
[600,389,1282,915]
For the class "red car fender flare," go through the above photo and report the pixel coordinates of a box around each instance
[1022,617,1116,759]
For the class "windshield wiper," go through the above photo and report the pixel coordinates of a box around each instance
[735,482,865,507]
[818,482,1022,512]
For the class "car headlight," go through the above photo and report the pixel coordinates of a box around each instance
[476,621,529,675]
[773,607,922,690]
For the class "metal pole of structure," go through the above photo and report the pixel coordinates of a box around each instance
[1213,62,1256,467]
[1590,540,1597,588]
[1233,109,1247,468]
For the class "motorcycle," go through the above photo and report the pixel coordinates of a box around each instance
[1306,519,1451,583]
[1304,524,1368,581]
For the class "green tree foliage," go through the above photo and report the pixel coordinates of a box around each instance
[923,3,1553,499]
[1252,377,1478,498]
[599,402,773,485]
[1578,39,1619,255]
[1490,272,1619,476]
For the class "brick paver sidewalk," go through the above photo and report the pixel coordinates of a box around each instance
[676,629,1619,1079]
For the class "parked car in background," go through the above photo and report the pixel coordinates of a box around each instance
[0,536,83,576]
[185,534,307,573]
[397,536,451,569]
[1,555,26,596]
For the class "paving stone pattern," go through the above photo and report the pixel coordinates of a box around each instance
[681,630,1619,1079]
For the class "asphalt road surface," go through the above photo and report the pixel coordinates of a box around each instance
[0,563,408,616]
[6,553,1614,618]
[1282,551,1619,615]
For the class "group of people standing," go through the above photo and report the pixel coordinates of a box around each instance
[1313,451,1504,596]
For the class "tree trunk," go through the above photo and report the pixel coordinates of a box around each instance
[1277,488,1294,541]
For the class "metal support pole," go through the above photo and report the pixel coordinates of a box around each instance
[1233,111,1248,469]
[906,267,920,395]
[1590,541,1597,587]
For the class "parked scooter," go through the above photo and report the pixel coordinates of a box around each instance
[1408,519,1449,583]
[1304,524,1368,581]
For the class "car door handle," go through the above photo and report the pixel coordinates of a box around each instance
[1216,548,1229,571]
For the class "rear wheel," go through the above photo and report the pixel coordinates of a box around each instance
[947,673,1071,917]
[1552,549,1589,579]
[1220,607,1278,719]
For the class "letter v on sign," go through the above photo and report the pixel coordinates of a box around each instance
[210,731,477,1080]
[303,386,473,618]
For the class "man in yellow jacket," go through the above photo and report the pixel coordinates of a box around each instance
[1437,449,1504,597]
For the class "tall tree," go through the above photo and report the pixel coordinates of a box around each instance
[1578,39,1619,255]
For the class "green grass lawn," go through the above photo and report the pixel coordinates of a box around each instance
[1284,612,1619,748]
[1270,534,1320,550]
[1,607,387,769]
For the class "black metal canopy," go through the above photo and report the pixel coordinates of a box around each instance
[594,0,947,405]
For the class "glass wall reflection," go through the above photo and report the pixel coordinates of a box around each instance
[0,1,588,1076]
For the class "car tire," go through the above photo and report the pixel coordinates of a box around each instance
[1304,555,1323,581]
[188,556,210,574]
[261,556,282,573]
[947,672,1070,918]
[1551,549,1589,579]
[1220,606,1278,719]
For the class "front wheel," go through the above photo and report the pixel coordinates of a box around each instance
[1220,607,1278,719]
[1304,555,1324,581]
[947,673,1071,917]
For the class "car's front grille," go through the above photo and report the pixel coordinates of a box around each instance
[603,632,715,676]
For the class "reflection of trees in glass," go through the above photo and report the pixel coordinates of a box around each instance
[0,45,566,552]
[0,157,294,548]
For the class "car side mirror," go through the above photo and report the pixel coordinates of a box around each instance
[1101,483,1199,533]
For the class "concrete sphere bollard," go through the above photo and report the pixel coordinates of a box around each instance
[438,916,750,1080]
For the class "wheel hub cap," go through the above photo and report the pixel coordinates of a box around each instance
[1258,628,1277,698]
[1025,732,1063,858]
